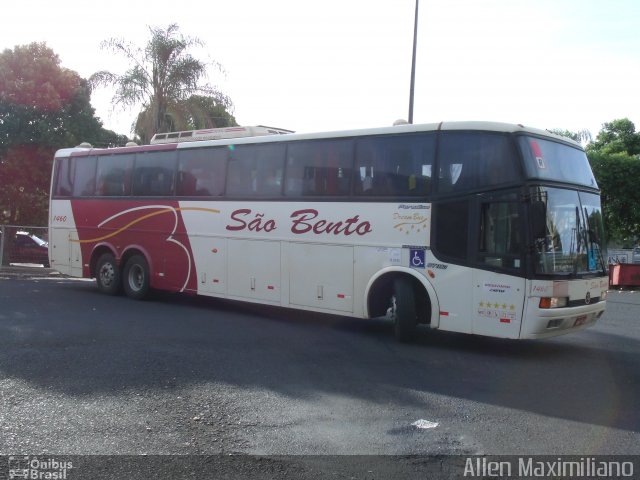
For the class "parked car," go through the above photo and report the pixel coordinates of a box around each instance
[0,230,50,267]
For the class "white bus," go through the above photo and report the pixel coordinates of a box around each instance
[49,121,608,341]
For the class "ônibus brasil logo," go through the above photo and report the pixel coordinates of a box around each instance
[7,456,73,480]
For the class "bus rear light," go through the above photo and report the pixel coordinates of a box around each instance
[539,297,568,309]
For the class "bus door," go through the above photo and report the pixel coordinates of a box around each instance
[49,199,76,275]
[472,193,526,338]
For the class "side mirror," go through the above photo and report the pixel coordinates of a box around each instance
[530,201,547,239]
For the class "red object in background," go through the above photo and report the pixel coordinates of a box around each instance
[609,263,640,288]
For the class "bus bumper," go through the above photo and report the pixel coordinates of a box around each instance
[519,299,607,339]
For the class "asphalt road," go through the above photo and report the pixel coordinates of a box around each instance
[0,268,638,466]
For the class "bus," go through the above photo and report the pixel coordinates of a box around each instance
[48,121,608,341]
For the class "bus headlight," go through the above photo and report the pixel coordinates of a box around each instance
[539,297,568,309]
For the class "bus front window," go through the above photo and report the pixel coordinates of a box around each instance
[579,191,607,273]
[518,136,598,188]
[530,187,606,276]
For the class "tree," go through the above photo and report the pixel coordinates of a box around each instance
[589,151,640,246]
[586,119,640,247]
[134,94,238,135]
[547,128,592,146]
[175,94,238,130]
[0,43,122,225]
[91,24,233,144]
[588,118,640,156]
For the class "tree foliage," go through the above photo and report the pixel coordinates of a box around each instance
[91,24,234,144]
[135,94,238,134]
[183,95,237,129]
[588,118,640,156]
[0,43,123,225]
[547,128,592,146]
[586,118,640,247]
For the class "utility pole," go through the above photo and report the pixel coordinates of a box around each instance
[408,0,419,124]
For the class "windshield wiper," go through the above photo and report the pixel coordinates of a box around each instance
[571,206,581,275]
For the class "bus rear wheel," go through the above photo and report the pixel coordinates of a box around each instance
[123,254,150,300]
[96,253,120,295]
[392,277,418,342]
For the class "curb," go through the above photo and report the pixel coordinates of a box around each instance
[0,266,63,278]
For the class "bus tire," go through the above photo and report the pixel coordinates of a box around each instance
[393,277,418,342]
[123,254,150,300]
[96,253,120,295]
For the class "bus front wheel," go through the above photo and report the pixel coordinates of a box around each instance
[392,277,418,342]
[96,253,120,295]
[123,254,150,300]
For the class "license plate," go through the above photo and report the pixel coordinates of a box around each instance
[574,315,587,326]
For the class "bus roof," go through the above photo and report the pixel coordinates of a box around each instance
[55,121,581,158]
[169,121,581,150]
[150,125,294,144]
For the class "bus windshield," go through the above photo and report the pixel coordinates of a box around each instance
[518,136,598,188]
[531,187,606,276]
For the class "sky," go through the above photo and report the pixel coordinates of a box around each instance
[1,0,639,139]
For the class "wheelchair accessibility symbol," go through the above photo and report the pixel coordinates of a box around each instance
[410,248,425,268]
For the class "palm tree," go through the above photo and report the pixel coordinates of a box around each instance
[134,94,238,136]
[90,24,233,143]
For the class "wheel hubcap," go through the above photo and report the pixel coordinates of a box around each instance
[99,263,115,287]
[128,265,144,292]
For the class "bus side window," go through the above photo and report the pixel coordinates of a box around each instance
[72,156,97,197]
[284,157,304,196]
[285,139,353,196]
[54,158,73,197]
[438,132,520,194]
[226,144,285,196]
[177,171,198,196]
[132,151,176,196]
[355,134,434,196]
[96,154,134,196]
[177,148,227,196]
